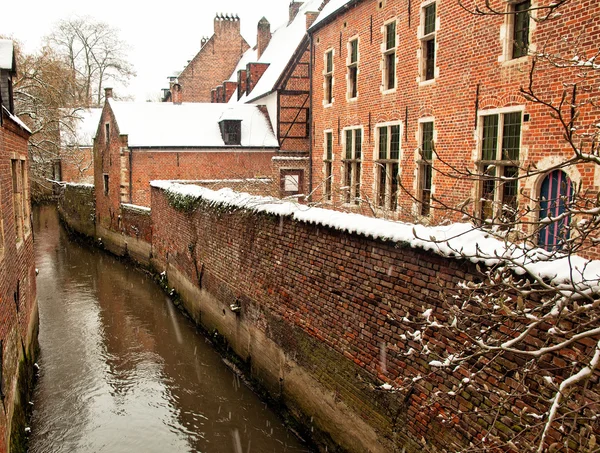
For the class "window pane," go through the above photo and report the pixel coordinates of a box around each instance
[378,165,387,207]
[325,162,333,200]
[346,130,353,159]
[482,115,498,161]
[502,165,519,220]
[391,163,399,211]
[386,52,395,89]
[425,38,435,80]
[326,132,332,159]
[502,112,521,160]
[386,22,396,50]
[355,129,362,159]
[355,162,361,204]
[349,66,357,98]
[481,166,496,220]
[513,0,530,58]
[390,125,400,159]
[421,162,433,216]
[350,40,358,63]
[421,122,434,160]
[326,51,333,72]
[379,127,388,159]
[424,3,436,35]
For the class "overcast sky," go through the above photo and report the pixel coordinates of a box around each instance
[0,0,292,101]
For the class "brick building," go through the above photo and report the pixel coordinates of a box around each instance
[308,0,600,253]
[215,1,322,198]
[0,39,38,453]
[166,14,250,103]
[94,88,278,234]
[58,108,102,183]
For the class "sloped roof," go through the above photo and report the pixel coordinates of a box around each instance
[108,100,278,148]
[233,0,322,103]
[0,39,15,71]
[60,108,103,147]
[309,0,355,30]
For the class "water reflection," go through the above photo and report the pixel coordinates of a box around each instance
[30,205,309,453]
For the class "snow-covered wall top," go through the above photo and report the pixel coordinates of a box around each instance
[108,100,279,148]
[151,181,600,294]
[232,0,322,103]
[2,106,31,133]
[60,108,103,147]
[0,39,14,70]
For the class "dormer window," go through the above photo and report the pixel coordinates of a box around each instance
[219,119,242,146]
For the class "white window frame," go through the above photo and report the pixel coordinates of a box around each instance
[374,121,403,211]
[323,130,334,202]
[476,106,525,222]
[346,36,359,101]
[381,19,397,93]
[418,0,438,84]
[341,126,363,205]
[323,49,334,106]
[417,118,435,217]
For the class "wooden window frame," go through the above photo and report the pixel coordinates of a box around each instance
[342,127,363,205]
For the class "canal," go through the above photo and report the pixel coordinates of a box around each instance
[28,205,310,453]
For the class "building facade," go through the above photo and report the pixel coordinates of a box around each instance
[0,39,38,453]
[309,0,600,255]
[94,89,278,234]
[169,14,251,103]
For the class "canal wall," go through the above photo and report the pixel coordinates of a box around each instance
[57,183,96,239]
[57,181,600,453]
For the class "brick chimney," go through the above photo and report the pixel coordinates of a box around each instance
[289,2,303,24]
[172,83,182,105]
[214,13,241,39]
[305,10,319,29]
[104,87,113,99]
[257,17,271,60]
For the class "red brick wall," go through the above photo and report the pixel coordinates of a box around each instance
[128,150,276,207]
[59,146,94,183]
[120,205,152,243]
[309,0,600,231]
[0,111,38,453]
[150,184,600,452]
[178,16,250,103]
[246,63,270,95]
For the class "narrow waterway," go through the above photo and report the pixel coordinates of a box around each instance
[29,205,310,453]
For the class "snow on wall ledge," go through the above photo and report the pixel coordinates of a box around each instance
[151,181,600,293]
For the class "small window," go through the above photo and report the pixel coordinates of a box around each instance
[510,0,531,59]
[324,131,334,201]
[347,39,358,99]
[375,124,401,210]
[420,2,437,81]
[324,50,334,104]
[11,159,24,242]
[103,174,109,196]
[418,121,434,216]
[280,170,304,196]
[105,123,110,144]
[343,128,362,205]
[383,21,396,90]
[220,120,242,145]
[21,160,30,237]
[478,111,522,223]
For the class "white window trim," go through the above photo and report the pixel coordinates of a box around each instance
[374,121,403,212]
[323,129,334,203]
[323,48,335,107]
[346,36,360,102]
[415,117,436,217]
[498,0,537,64]
[417,0,439,85]
[381,18,398,94]
[341,126,364,206]
[475,106,526,220]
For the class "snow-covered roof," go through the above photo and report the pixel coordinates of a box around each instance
[310,0,354,30]
[233,0,322,103]
[0,39,15,71]
[60,108,103,147]
[227,47,258,83]
[151,182,600,295]
[2,106,31,133]
[108,100,278,148]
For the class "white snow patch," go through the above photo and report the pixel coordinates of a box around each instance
[0,39,14,69]
[122,203,151,213]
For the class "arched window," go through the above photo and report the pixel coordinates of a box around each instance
[538,170,573,251]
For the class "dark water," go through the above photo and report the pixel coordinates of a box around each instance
[29,205,309,453]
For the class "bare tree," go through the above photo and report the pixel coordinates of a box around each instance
[47,16,135,107]
[384,1,600,451]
